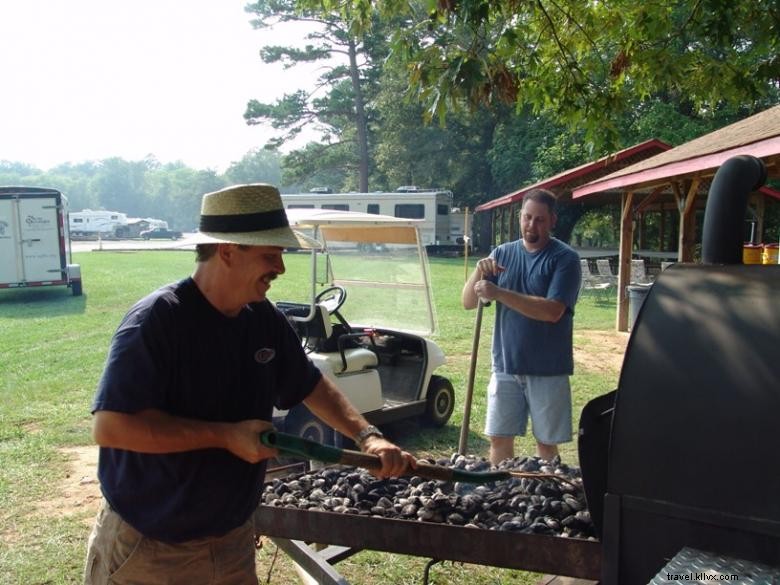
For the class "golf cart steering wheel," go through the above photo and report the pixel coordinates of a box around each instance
[315,285,347,315]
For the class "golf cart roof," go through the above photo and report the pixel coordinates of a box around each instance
[285,208,422,245]
[283,207,436,336]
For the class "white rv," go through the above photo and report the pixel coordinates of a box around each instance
[0,187,82,296]
[281,187,456,250]
[69,209,129,237]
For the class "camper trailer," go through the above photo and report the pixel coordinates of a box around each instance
[69,208,129,237]
[0,186,82,296]
[281,187,459,251]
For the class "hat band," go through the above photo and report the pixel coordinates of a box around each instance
[200,209,289,233]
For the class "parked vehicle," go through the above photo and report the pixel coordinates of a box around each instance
[0,186,82,296]
[280,187,466,254]
[69,208,129,237]
[272,208,455,445]
[140,227,182,240]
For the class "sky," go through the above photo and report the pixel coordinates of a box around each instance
[0,1,320,172]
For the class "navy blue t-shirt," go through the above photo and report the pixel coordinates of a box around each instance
[489,238,581,375]
[92,277,321,542]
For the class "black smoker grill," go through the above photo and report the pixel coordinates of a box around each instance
[255,155,780,583]
[581,154,780,583]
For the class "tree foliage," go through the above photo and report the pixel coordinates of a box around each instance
[243,0,392,191]
[372,61,506,206]
[4,3,778,245]
[223,149,283,186]
[302,0,780,148]
[0,158,226,231]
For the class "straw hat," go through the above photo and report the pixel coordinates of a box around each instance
[190,184,319,249]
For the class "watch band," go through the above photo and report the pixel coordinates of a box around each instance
[355,425,383,449]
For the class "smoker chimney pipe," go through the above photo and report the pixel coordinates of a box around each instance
[701,155,767,264]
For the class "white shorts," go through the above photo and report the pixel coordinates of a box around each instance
[484,372,572,445]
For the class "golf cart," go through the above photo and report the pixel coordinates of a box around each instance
[271,208,455,446]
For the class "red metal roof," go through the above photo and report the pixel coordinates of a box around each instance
[573,104,780,200]
[475,139,671,212]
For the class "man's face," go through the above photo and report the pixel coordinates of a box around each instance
[520,199,555,249]
[227,245,286,304]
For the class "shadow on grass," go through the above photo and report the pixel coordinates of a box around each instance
[382,417,491,459]
[0,287,87,317]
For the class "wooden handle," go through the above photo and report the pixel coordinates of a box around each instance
[338,450,455,482]
[338,449,382,470]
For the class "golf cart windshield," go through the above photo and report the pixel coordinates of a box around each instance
[285,208,437,336]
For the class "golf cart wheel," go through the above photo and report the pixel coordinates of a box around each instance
[424,375,455,427]
[71,279,83,296]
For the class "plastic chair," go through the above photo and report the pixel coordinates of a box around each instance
[596,259,618,286]
[630,259,652,284]
[580,259,612,301]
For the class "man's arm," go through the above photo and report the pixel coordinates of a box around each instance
[470,252,577,323]
[92,409,277,464]
[462,257,504,309]
[461,266,483,310]
[482,286,567,323]
[303,376,414,478]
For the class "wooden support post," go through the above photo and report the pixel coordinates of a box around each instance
[659,205,666,252]
[754,194,765,244]
[671,182,683,262]
[678,179,700,262]
[633,186,664,256]
[617,191,634,332]
[463,207,470,281]
[511,202,521,242]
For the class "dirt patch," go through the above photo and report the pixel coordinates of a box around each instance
[574,329,629,376]
[37,446,102,526]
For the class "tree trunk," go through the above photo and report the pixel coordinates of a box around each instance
[348,38,370,192]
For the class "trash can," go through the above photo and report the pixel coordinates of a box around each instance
[627,284,652,331]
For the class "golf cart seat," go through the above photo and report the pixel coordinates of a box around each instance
[309,304,379,375]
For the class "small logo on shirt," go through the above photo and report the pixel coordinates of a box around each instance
[254,348,276,364]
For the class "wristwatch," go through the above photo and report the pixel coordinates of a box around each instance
[355,425,384,449]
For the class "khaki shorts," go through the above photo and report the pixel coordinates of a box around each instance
[84,500,258,585]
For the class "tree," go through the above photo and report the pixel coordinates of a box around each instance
[48,161,103,210]
[145,164,225,229]
[373,61,501,205]
[243,0,392,191]
[88,158,151,217]
[280,141,354,192]
[488,108,564,195]
[304,0,780,149]
[224,148,283,186]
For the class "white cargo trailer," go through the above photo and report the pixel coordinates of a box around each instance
[0,186,82,296]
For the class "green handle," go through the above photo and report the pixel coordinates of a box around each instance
[260,430,510,484]
[260,430,353,465]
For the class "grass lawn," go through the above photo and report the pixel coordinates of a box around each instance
[0,250,624,585]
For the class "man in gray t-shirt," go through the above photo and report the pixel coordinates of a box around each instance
[462,189,581,464]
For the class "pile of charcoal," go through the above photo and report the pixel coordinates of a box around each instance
[261,453,596,539]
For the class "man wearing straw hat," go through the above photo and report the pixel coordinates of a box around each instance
[84,184,413,584]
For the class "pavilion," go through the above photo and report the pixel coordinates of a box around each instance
[573,104,780,330]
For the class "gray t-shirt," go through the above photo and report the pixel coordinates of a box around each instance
[489,238,581,375]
